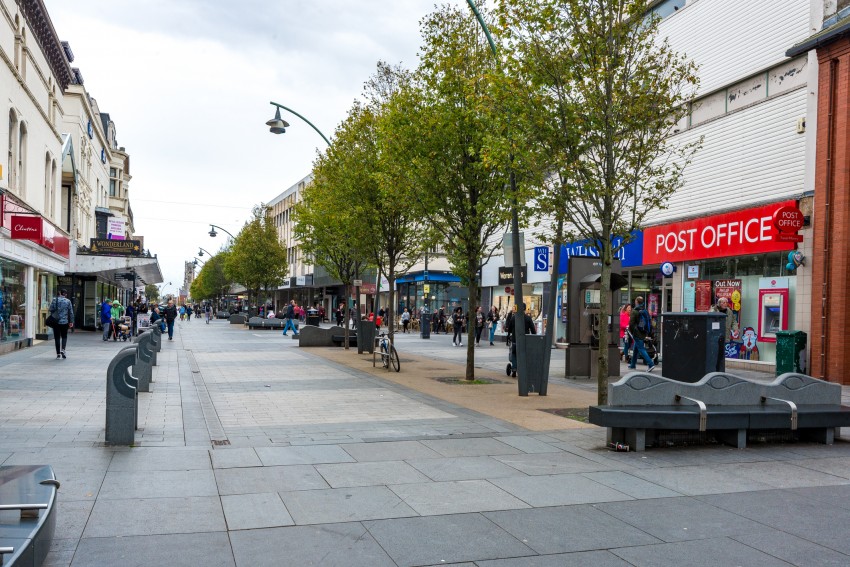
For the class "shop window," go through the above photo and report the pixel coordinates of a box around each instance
[0,258,28,341]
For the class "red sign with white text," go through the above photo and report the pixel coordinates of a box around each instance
[10,215,43,243]
[643,201,799,264]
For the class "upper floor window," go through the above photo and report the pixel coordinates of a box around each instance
[651,0,686,20]
[109,167,117,197]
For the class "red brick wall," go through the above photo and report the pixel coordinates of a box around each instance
[813,39,850,384]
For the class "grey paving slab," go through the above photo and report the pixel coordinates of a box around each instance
[71,532,235,567]
[389,479,530,515]
[407,455,529,482]
[4,447,115,471]
[484,505,661,554]
[629,463,777,495]
[363,513,535,566]
[791,456,850,480]
[281,485,417,524]
[97,468,218,499]
[315,460,431,488]
[53,500,94,541]
[611,537,794,567]
[732,531,850,566]
[255,444,355,465]
[597,496,774,543]
[699,489,850,556]
[421,437,523,457]
[214,464,329,495]
[82,496,226,538]
[220,492,294,530]
[580,470,683,499]
[48,469,107,502]
[727,460,850,489]
[107,447,212,471]
[477,551,633,566]
[494,435,564,454]
[209,448,262,469]
[341,440,443,462]
[787,484,850,510]
[490,473,634,507]
[229,523,396,567]
[493,451,614,475]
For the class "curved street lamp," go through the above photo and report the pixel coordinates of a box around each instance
[208,224,236,239]
[198,247,214,257]
[267,102,332,147]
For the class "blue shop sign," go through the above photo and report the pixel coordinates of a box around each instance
[557,231,644,273]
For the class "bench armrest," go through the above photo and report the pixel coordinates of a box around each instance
[761,396,798,430]
[675,395,707,431]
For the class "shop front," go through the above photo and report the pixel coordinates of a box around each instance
[641,199,808,366]
[396,271,464,316]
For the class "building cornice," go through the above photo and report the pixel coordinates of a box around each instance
[15,0,74,90]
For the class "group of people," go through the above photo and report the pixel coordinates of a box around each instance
[619,297,656,372]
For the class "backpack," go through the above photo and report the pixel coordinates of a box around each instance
[638,308,651,334]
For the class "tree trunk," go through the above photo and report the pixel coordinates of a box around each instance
[343,283,350,350]
[597,234,613,405]
[466,274,478,381]
[388,269,395,344]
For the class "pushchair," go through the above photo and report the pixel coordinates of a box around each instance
[116,316,133,341]
[624,328,659,366]
[505,331,517,378]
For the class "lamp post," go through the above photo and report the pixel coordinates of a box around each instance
[208,224,236,240]
[266,102,331,147]
[464,0,529,395]
[197,247,214,258]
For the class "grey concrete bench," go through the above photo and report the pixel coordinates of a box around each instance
[229,314,247,325]
[297,325,351,347]
[105,347,138,445]
[589,372,850,451]
[247,317,286,330]
[216,311,229,319]
[0,465,60,567]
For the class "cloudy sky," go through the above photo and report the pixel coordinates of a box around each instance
[42,0,465,292]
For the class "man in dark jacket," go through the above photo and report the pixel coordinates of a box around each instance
[163,299,178,340]
[628,296,656,371]
[101,299,113,341]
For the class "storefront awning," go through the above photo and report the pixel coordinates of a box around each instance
[71,253,163,289]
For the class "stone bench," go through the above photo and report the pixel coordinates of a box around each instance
[589,372,850,451]
[216,311,229,319]
[229,314,247,325]
[247,317,286,330]
[296,325,352,347]
[0,465,59,567]
[105,347,139,445]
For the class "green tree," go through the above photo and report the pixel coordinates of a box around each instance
[501,0,700,403]
[144,284,159,303]
[224,206,288,306]
[384,4,514,380]
[190,251,232,304]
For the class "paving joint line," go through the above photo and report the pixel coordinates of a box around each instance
[185,350,229,445]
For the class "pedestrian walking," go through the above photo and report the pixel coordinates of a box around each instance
[282,300,299,336]
[185,304,193,322]
[401,308,410,333]
[205,303,212,324]
[487,306,499,345]
[474,306,485,346]
[452,307,464,347]
[101,299,113,341]
[164,299,178,340]
[628,296,656,372]
[335,302,345,327]
[48,289,74,359]
[619,303,631,361]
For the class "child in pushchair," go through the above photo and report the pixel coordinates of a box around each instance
[624,328,659,366]
[115,316,133,341]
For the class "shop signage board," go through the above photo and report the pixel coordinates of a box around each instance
[10,215,42,242]
[498,266,527,285]
[533,246,549,271]
[558,232,644,272]
[695,280,713,311]
[643,200,800,264]
[714,279,742,312]
[682,280,696,312]
[89,239,141,256]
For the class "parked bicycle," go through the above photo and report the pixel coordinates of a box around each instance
[374,331,400,372]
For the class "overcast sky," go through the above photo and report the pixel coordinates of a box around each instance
[42,0,465,293]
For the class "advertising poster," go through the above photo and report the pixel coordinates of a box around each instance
[647,293,659,316]
[695,280,713,311]
[682,280,696,312]
[714,279,742,312]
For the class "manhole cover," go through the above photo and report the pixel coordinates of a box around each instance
[541,408,590,423]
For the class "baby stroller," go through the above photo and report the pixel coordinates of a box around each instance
[505,331,517,378]
[116,316,133,341]
[624,328,659,366]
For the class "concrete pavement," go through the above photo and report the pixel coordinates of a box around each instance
[1,319,850,566]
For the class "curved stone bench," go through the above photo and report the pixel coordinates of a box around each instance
[247,317,286,330]
[589,372,850,451]
[298,325,352,347]
[0,464,59,567]
[105,347,138,445]
[229,314,247,325]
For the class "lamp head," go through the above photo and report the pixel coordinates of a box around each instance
[198,249,204,257]
[209,228,217,238]
[266,108,290,135]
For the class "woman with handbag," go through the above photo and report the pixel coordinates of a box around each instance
[48,289,74,359]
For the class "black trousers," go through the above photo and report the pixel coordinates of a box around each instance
[54,324,69,354]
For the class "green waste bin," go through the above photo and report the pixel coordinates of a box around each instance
[775,330,806,375]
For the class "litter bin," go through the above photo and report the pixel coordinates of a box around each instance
[775,330,807,375]
[661,312,727,383]
[357,320,376,354]
[306,308,321,327]
[517,335,548,395]
[420,313,431,339]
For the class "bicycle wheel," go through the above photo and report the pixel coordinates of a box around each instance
[389,344,400,372]
[380,342,389,368]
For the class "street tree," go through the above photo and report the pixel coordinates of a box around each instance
[383,3,514,380]
[190,251,232,305]
[224,206,288,307]
[500,0,700,403]
[144,284,159,303]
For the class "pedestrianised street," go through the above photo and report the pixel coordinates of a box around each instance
[2,320,850,566]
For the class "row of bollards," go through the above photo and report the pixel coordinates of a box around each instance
[105,326,162,445]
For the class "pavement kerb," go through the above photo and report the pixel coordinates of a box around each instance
[302,345,599,432]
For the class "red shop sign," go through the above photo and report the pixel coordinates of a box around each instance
[643,200,798,264]
[10,215,43,243]
[772,206,804,242]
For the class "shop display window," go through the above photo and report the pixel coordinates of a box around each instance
[0,258,28,341]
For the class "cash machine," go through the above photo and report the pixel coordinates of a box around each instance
[565,256,627,379]
[758,277,789,342]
